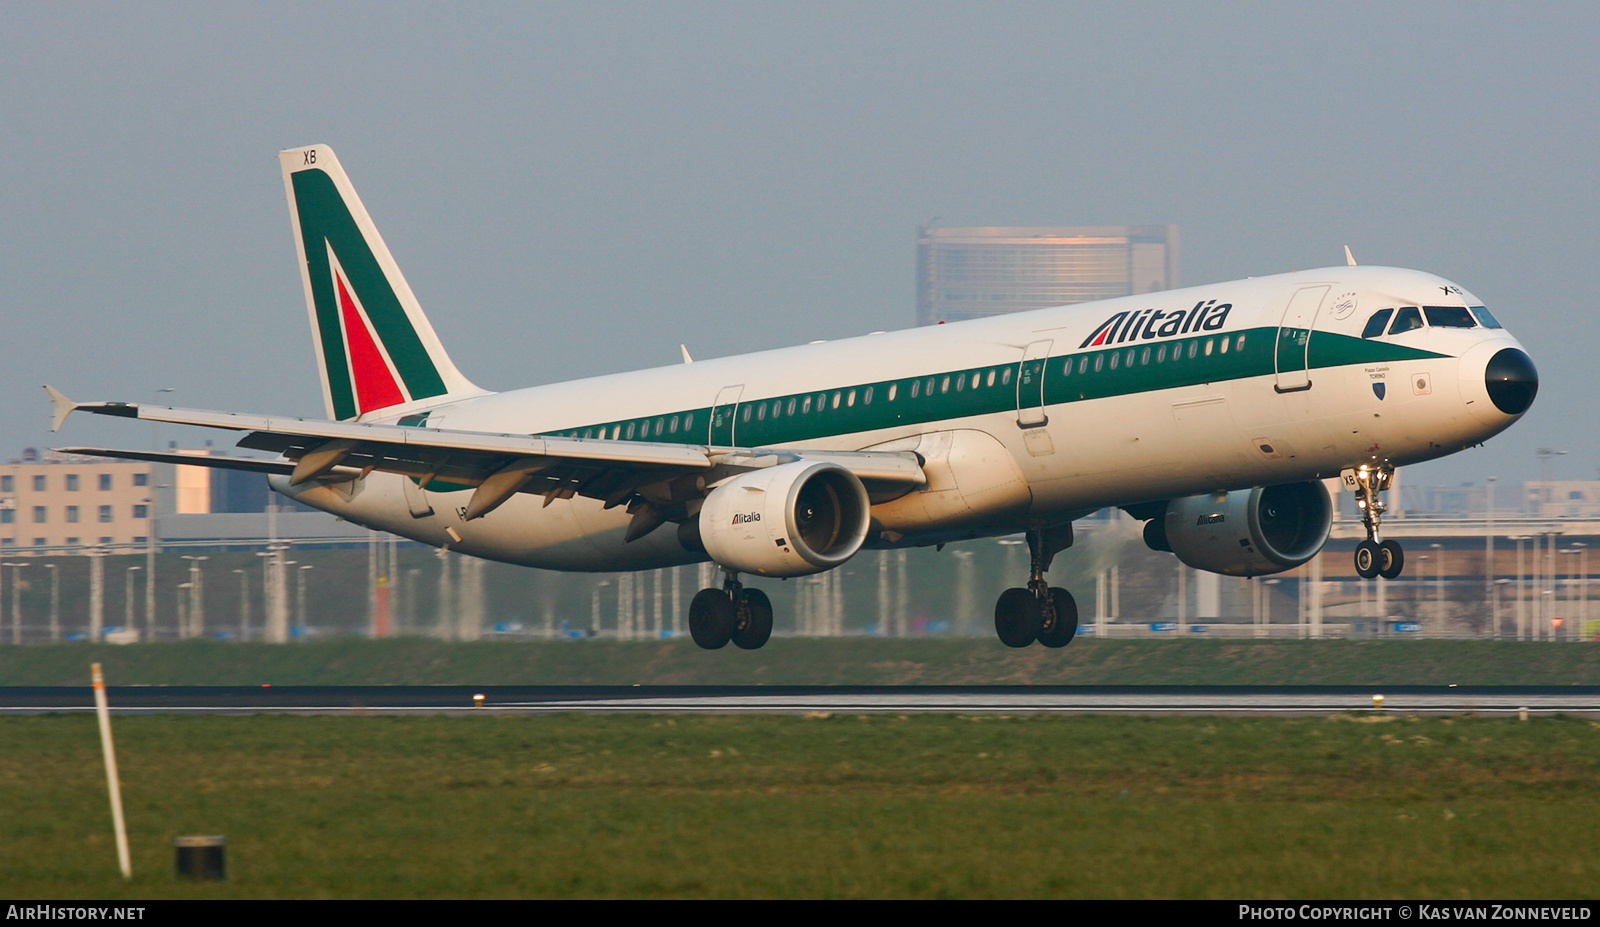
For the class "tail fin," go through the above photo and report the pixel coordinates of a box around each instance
[280,145,486,421]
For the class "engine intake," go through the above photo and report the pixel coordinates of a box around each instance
[1160,481,1332,577]
[695,460,871,577]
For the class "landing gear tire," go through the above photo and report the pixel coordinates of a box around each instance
[1378,539,1405,580]
[1037,587,1079,648]
[1354,540,1381,579]
[994,587,1042,648]
[732,588,774,650]
[689,588,737,650]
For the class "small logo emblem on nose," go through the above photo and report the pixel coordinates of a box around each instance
[1372,383,1386,400]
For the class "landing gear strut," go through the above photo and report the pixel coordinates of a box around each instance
[689,569,773,650]
[994,523,1079,648]
[1350,464,1404,580]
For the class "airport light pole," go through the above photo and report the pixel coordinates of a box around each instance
[3,562,25,644]
[1417,555,1431,631]
[590,580,611,636]
[405,568,420,633]
[88,548,104,642]
[1493,579,1512,639]
[175,582,190,636]
[1431,543,1445,635]
[1512,536,1527,640]
[180,556,207,639]
[233,569,249,641]
[144,498,158,641]
[46,562,59,643]
[297,565,314,633]
[1485,476,1497,627]
[1576,543,1589,642]
[123,566,140,638]
[1560,547,1583,642]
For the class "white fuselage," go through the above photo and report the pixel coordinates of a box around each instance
[277,265,1528,571]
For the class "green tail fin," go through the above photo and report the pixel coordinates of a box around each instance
[280,145,485,421]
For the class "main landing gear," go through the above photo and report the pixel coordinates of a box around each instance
[994,523,1079,648]
[688,569,773,650]
[1350,464,1404,580]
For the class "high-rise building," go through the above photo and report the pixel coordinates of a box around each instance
[916,225,1179,326]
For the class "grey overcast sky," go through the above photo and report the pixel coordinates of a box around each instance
[3,2,1596,494]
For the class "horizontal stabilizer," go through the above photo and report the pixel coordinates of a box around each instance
[52,447,295,475]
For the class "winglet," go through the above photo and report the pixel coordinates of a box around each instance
[680,344,694,364]
[44,385,78,433]
[1344,245,1357,267]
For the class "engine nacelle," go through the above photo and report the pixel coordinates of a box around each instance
[695,460,871,577]
[1161,481,1332,577]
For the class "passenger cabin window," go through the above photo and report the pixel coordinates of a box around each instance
[1362,309,1394,338]
[1470,305,1503,329]
[1423,306,1476,329]
[1388,306,1424,335]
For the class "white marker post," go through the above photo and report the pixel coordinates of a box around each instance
[91,662,132,879]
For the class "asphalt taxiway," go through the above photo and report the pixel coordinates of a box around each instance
[4,685,1600,716]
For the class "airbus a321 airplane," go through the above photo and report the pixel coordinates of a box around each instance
[46,145,1539,650]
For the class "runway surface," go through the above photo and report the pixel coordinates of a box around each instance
[6,685,1600,716]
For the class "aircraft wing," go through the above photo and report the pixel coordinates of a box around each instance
[46,387,925,530]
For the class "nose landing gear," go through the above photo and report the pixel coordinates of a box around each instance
[994,523,1079,648]
[1349,464,1404,580]
[689,569,774,650]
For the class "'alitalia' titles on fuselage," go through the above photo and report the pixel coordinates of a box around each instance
[1079,300,1234,348]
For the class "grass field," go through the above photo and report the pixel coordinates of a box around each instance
[6,713,1600,899]
[6,637,1600,687]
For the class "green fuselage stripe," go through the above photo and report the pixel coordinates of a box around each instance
[521,326,1446,456]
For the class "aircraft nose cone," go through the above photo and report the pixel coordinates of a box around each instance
[1485,348,1538,415]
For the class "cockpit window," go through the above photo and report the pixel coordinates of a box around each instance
[1388,306,1424,335]
[1423,306,1477,329]
[1470,305,1504,329]
[1362,308,1394,339]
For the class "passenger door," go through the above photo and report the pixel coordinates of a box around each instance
[1016,340,1053,428]
[709,385,743,446]
[1274,285,1329,392]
